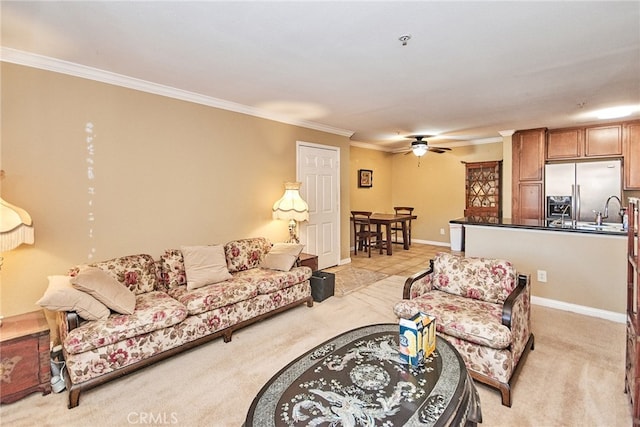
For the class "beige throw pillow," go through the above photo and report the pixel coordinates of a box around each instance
[181,245,232,290]
[71,267,136,314]
[37,275,110,320]
[260,243,304,271]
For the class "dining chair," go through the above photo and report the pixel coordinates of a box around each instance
[351,211,384,257]
[391,207,414,245]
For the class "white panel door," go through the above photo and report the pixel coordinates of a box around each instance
[297,142,340,270]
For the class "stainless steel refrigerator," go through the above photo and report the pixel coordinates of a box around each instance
[544,159,622,223]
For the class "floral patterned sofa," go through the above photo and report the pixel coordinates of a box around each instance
[56,238,313,408]
[393,252,534,407]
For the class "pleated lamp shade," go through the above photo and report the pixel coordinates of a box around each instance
[1,197,35,252]
[272,182,309,222]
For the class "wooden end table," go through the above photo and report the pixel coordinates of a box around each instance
[298,253,318,272]
[0,310,52,404]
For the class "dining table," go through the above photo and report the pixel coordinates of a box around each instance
[369,212,417,255]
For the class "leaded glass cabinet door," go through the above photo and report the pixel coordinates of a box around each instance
[464,160,502,223]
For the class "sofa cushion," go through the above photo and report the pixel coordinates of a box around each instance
[69,254,158,295]
[37,275,110,321]
[393,289,512,350]
[71,267,136,314]
[159,249,187,290]
[432,252,516,304]
[181,245,233,290]
[63,291,188,355]
[167,278,258,316]
[233,266,312,294]
[260,243,304,271]
[224,237,272,273]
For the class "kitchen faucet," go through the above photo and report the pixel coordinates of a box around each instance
[603,195,623,221]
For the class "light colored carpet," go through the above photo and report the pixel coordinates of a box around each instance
[323,265,388,296]
[0,275,632,426]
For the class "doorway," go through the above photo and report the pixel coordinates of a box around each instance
[297,142,340,270]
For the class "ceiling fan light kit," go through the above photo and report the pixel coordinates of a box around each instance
[412,143,428,157]
[401,135,453,166]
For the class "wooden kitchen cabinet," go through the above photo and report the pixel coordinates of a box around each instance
[547,128,582,159]
[547,124,623,160]
[624,121,640,190]
[625,197,640,422]
[585,124,622,157]
[0,310,51,404]
[512,128,545,220]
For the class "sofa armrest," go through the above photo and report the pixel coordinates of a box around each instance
[402,259,435,299]
[66,312,81,331]
[55,310,82,355]
[57,310,81,338]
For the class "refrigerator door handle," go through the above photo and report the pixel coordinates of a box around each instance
[575,184,581,223]
[571,184,576,223]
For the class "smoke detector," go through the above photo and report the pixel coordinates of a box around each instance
[399,34,411,46]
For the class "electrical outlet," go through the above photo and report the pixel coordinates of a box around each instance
[537,270,547,283]
[440,228,445,235]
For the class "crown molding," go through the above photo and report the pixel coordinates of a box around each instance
[349,141,390,152]
[0,47,354,138]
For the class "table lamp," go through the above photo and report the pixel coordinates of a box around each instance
[0,176,35,325]
[272,182,309,244]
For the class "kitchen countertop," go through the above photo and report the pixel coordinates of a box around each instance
[450,217,627,236]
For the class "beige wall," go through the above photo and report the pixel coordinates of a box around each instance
[349,146,393,213]
[350,142,505,244]
[1,63,351,317]
[464,225,627,315]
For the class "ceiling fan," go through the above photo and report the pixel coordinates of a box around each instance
[404,136,452,157]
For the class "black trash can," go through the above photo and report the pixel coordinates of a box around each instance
[310,271,335,302]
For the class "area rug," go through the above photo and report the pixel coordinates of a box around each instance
[324,266,388,296]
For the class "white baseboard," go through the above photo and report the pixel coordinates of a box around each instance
[335,257,625,323]
[531,295,625,324]
[412,239,450,247]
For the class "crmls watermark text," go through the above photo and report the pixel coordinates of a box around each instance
[127,412,179,424]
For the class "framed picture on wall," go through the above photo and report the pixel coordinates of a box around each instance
[358,169,373,188]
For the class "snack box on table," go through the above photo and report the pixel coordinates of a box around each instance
[399,312,436,366]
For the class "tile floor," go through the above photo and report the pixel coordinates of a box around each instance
[346,242,457,278]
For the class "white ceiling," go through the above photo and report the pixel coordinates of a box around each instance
[2,1,639,152]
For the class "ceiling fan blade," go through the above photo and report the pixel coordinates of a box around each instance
[428,147,452,153]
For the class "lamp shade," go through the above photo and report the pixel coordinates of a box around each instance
[272,182,309,222]
[0,197,34,252]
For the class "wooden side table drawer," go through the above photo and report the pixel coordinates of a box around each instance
[1,311,51,404]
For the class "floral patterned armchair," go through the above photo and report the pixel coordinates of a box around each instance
[393,252,534,407]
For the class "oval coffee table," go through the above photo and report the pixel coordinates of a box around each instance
[245,323,482,426]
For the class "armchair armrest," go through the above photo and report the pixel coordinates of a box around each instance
[501,273,532,360]
[501,274,529,327]
[402,259,435,299]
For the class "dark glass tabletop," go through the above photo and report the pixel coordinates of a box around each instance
[245,323,481,426]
